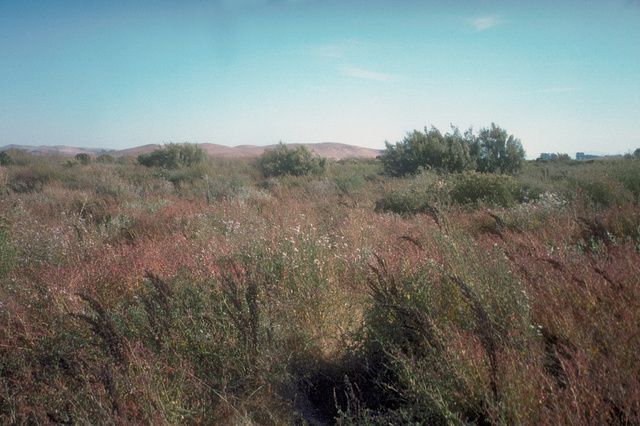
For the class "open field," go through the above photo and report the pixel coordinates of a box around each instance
[1,150,639,424]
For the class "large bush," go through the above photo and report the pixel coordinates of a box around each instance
[258,142,326,177]
[138,143,206,169]
[75,153,91,165]
[471,123,526,174]
[380,123,525,177]
[379,126,475,177]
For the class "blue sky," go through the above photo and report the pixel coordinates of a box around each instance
[1,0,639,158]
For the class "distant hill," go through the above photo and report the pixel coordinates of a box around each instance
[1,142,381,161]
[0,144,115,157]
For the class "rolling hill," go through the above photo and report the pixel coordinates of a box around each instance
[0,142,381,161]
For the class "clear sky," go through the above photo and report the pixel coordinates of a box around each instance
[1,0,639,158]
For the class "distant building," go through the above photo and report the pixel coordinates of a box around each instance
[539,153,571,161]
[576,152,601,160]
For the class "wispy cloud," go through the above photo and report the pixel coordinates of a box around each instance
[314,39,363,59]
[316,45,344,58]
[469,16,502,31]
[339,66,395,82]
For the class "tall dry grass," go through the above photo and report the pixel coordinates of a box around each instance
[0,153,638,424]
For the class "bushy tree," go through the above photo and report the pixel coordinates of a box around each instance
[138,143,206,170]
[537,153,571,162]
[258,142,327,177]
[381,123,525,177]
[75,153,91,165]
[447,127,477,173]
[96,153,116,164]
[471,123,525,174]
[379,126,475,177]
[0,151,15,166]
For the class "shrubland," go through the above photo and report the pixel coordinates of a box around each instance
[0,146,639,424]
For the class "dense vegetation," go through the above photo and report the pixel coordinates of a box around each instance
[258,142,327,177]
[1,145,639,424]
[380,123,525,177]
[137,143,206,170]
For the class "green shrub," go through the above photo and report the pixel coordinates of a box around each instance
[471,123,526,175]
[96,154,116,164]
[116,156,137,166]
[1,148,35,166]
[375,187,434,215]
[0,151,15,166]
[258,143,326,177]
[379,126,475,177]
[374,172,448,216]
[75,153,91,165]
[451,172,517,207]
[380,123,525,177]
[7,164,59,193]
[573,174,626,208]
[167,163,209,186]
[333,174,366,196]
[611,160,640,204]
[138,143,206,170]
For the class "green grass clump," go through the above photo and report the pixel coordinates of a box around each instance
[451,171,518,207]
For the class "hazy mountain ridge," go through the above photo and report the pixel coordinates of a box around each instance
[0,144,115,157]
[0,142,381,161]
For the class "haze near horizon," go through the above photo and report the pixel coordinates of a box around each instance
[1,0,639,159]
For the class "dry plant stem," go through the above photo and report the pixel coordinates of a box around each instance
[219,258,261,358]
[445,273,499,403]
[397,235,500,402]
[140,271,174,350]
[73,292,127,367]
